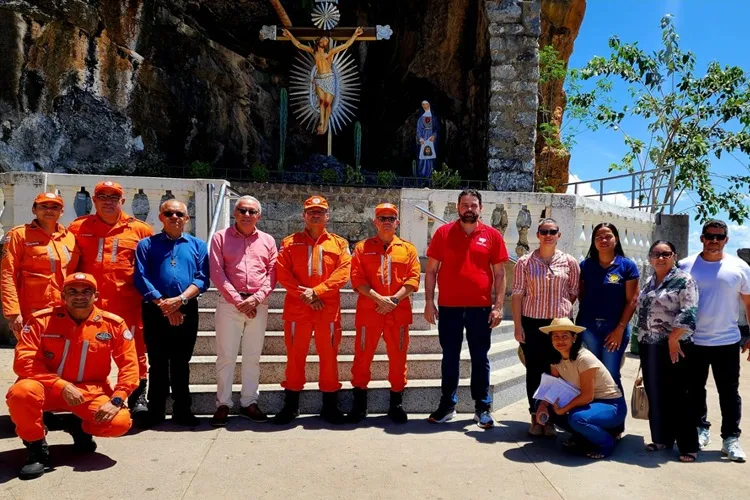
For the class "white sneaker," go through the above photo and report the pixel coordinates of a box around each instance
[698,427,711,449]
[722,437,747,462]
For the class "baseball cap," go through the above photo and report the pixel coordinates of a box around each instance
[63,273,98,290]
[375,203,398,217]
[33,192,64,208]
[94,181,124,197]
[304,196,329,210]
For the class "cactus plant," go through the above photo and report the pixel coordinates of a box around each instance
[354,121,362,169]
[278,88,288,172]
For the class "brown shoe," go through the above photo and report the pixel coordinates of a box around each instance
[239,403,269,423]
[210,405,230,427]
[543,424,557,437]
[528,415,543,437]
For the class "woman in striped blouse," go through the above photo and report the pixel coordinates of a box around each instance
[512,218,581,437]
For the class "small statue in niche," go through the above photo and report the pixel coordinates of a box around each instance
[416,100,439,177]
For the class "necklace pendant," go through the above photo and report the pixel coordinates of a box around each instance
[171,259,176,267]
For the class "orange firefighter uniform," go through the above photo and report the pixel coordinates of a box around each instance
[67,184,153,378]
[1,193,80,323]
[6,275,139,442]
[276,200,352,393]
[350,208,421,392]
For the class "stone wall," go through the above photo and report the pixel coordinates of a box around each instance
[485,0,541,191]
[231,183,401,248]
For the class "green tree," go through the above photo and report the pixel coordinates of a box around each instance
[568,15,750,223]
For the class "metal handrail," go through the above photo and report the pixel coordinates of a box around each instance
[207,183,227,242]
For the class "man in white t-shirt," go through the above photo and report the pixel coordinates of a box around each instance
[679,220,750,463]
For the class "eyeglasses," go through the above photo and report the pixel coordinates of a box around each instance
[94,195,121,202]
[538,229,559,236]
[162,211,185,218]
[649,251,674,259]
[702,233,727,241]
[236,208,259,216]
[377,216,397,223]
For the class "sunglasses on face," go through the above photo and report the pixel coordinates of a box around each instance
[702,233,727,241]
[162,211,185,218]
[377,216,397,223]
[538,229,559,236]
[236,208,259,216]
[95,195,121,202]
[650,251,674,259]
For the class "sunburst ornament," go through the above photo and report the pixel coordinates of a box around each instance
[311,3,341,30]
[289,41,360,135]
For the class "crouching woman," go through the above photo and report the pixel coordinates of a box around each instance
[535,318,627,459]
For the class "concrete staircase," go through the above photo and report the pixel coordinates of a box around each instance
[186,282,526,414]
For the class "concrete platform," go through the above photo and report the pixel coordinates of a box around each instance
[200,288,427,310]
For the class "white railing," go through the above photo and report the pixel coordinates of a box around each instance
[0,172,231,241]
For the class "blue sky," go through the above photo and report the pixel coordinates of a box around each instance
[565,0,749,256]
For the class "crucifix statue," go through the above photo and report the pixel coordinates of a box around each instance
[260,0,392,154]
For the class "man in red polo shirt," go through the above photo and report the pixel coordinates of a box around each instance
[424,189,508,428]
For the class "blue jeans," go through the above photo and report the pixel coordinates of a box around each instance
[580,319,629,391]
[547,397,627,456]
[437,306,492,411]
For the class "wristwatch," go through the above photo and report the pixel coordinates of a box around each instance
[390,297,400,305]
[110,397,124,407]
[180,294,189,305]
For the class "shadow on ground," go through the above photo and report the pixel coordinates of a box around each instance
[0,445,116,484]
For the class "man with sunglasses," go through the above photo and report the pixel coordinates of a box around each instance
[274,195,351,425]
[679,219,750,462]
[68,181,154,417]
[134,200,209,428]
[209,196,277,426]
[348,203,421,423]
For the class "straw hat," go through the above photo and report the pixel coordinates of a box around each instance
[538,318,586,334]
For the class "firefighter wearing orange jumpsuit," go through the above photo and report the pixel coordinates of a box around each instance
[67,181,153,414]
[1,192,80,338]
[273,196,352,425]
[348,203,421,423]
[5,272,138,480]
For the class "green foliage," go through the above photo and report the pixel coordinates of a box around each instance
[278,88,288,172]
[567,15,750,223]
[188,161,212,178]
[354,121,362,168]
[345,165,365,185]
[250,162,269,183]
[539,45,567,85]
[321,168,340,184]
[376,170,398,187]
[431,163,461,189]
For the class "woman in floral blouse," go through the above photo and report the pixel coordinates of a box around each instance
[637,240,700,462]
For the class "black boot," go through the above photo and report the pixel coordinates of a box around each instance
[128,379,149,416]
[347,388,368,423]
[20,439,50,480]
[320,391,346,425]
[66,416,97,453]
[273,390,301,425]
[387,391,408,424]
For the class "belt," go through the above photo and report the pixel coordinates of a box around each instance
[238,292,253,298]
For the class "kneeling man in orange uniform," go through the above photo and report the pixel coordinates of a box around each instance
[6,273,138,480]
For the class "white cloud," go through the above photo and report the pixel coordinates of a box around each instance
[566,173,631,208]
[687,224,750,257]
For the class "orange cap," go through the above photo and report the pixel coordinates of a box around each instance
[64,272,98,290]
[33,192,64,208]
[304,196,329,210]
[375,203,398,217]
[94,181,124,197]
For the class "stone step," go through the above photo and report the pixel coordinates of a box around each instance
[187,339,520,385]
[176,363,527,414]
[193,321,515,356]
[198,308,435,331]
[199,288,426,310]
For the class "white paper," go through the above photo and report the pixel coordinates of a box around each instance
[533,373,581,407]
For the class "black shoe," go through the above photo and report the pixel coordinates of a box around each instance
[65,416,97,453]
[387,391,408,424]
[428,405,456,424]
[320,391,346,425]
[137,410,166,429]
[210,405,230,427]
[347,388,368,423]
[128,379,149,415]
[273,390,301,425]
[20,439,50,480]
[239,403,270,423]
[172,412,200,427]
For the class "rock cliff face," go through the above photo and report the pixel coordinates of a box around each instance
[0,0,491,179]
[535,0,586,192]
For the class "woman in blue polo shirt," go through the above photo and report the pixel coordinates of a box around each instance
[577,223,639,390]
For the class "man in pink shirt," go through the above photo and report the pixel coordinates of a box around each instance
[208,196,277,426]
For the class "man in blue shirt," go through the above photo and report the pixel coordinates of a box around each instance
[134,200,209,428]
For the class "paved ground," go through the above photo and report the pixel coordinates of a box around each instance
[1,347,749,500]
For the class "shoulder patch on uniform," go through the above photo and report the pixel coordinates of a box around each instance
[123,329,133,341]
[96,332,112,341]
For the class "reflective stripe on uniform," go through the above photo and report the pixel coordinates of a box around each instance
[380,255,385,285]
[57,339,71,376]
[307,246,312,276]
[110,238,119,263]
[62,246,71,264]
[46,245,56,273]
[318,246,323,276]
[387,255,393,286]
[77,340,89,382]
[95,238,105,262]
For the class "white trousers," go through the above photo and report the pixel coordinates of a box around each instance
[215,297,269,408]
